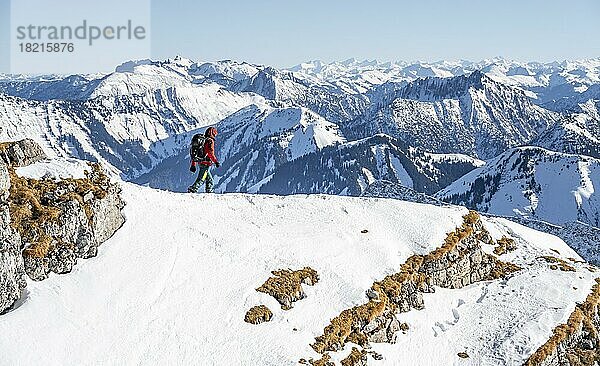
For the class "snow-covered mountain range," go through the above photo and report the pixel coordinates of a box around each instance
[1,56,600,366]
[0,56,599,236]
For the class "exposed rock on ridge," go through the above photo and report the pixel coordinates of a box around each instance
[0,161,26,313]
[307,211,520,364]
[0,138,125,312]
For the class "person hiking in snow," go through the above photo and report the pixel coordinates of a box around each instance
[187,127,220,193]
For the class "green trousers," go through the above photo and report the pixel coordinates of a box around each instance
[189,164,214,193]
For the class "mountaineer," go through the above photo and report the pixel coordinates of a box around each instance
[187,127,220,193]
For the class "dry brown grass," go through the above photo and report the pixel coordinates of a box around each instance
[525,278,600,365]
[423,210,488,263]
[21,234,53,258]
[8,162,109,259]
[0,141,11,152]
[311,296,386,353]
[540,256,576,272]
[371,255,427,312]
[490,259,522,279]
[309,211,522,357]
[494,236,517,255]
[463,210,480,225]
[458,352,469,359]
[341,348,368,366]
[306,353,333,366]
[244,305,273,324]
[565,349,597,365]
[256,267,319,310]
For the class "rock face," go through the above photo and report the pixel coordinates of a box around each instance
[0,162,26,313]
[420,217,499,289]
[359,213,508,345]
[89,183,126,244]
[244,305,273,325]
[19,168,126,281]
[0,139,125,283]
[0,139,47,167]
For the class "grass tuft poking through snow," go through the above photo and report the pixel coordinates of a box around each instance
[0,141,11,152]
[340,347,369,366]
[302,353,333,366]
[256,267,319,310]
[244,305,273,325]
[493,236,517,255]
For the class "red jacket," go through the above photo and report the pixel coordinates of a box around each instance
[191,137,219,167]
[201,137,218,166]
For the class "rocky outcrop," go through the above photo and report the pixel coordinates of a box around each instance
[420,215,500,289]
[525,278,600,366]
[12,163,126,281]
[0,162,26,313]
[0,139,125,283]
[0,139,47,167]
[309,211,520,360]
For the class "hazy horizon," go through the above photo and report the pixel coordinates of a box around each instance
[1,0,599,73]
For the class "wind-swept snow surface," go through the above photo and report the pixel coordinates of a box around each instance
[0,182,596,365]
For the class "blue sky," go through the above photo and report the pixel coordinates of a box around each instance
[151,0,600,67]
[1,0,599,73]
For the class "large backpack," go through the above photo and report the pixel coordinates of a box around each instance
[190,133,207,162]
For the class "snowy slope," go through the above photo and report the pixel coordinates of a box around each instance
[2,57,598,107]
[217,103,346,162]
[0,83,264,178]
[436,146,600,227]
[373,216,594,365]
[0,171,597,365]
[136,134,481,195]
[533,103,600,159]
[344,71,558,159]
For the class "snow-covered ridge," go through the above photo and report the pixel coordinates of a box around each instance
[218,103,345,162]
[287,57,600,100]
[0,179,597,365]
[2,57,598,105]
